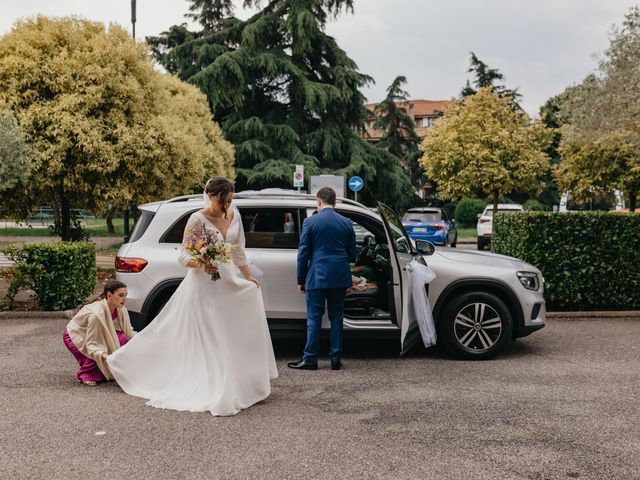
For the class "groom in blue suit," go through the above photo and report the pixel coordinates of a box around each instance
[289,187,357,371]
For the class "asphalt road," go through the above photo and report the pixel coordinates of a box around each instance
[1,317,639,480]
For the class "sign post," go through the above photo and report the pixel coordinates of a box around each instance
[293,165,304,192]
[348,176,364,203]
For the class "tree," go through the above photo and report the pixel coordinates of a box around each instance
[532,95,562,208]
[556,132,640,209]
[146,0,413,208]
[186,0,235,33]
[461,52,522,108]
[554,7,640,212]
[0,17,235,240]
[0,110,31,193]
[420,87,550,214]
[372,76,423,199]
[373,76,420,160]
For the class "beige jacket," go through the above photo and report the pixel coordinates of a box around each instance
[66,299,136,380]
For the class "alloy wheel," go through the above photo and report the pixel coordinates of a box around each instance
[453,302,503,353]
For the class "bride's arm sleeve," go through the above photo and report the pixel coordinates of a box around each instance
[178,215,201,267]
[232,212,249,268]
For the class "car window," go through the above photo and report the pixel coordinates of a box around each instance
[378,204,414,254]
[129,210,156,243]
[351,219,376,245]
[336,210,386,244]
[239,208,301,249]
[402,212,442,222]
[160,210,196,244]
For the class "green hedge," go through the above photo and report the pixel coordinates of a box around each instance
[493,211,640,310]
[3,242,96,311]
[454,198,486,228]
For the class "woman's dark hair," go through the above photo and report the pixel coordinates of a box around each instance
[205,176,235,218]
[103,280,127,299]
[81,279,126,307]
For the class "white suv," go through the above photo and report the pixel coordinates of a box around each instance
[477,204,524,250]
[116,191,545,359]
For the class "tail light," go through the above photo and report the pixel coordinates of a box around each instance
[479,219,491,224]
[116,257,148,273]
[427,223,444,230]
[402,223,411,227]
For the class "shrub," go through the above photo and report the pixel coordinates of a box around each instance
[48,215,90,241]
[454,198,486,228]
[3,242,96,310]
[493,211,640,310]
[523,199,545,211]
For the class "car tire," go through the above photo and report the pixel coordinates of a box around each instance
[477,237,485,250]
[437,291,513,360]
[147,287,177,325]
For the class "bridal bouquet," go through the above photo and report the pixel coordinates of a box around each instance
[185,225,235,281]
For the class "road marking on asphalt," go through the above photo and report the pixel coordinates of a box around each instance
[95,431,106,436]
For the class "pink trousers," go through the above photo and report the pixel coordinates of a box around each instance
[63,328,129,383]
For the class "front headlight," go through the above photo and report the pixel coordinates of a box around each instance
[517,271,540,291]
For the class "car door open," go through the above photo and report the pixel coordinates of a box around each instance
[377,202,424,355]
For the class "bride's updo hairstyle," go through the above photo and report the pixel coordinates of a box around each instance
[205,176,235,218]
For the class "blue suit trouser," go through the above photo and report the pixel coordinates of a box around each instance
[303,288,347,364]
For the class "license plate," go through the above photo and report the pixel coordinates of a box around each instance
[413,227,427,232]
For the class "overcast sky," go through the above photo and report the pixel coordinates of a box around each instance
[2,0,638,116]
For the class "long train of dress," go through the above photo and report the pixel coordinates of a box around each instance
[108,211,278,416]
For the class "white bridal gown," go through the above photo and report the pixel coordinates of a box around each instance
[108,209,278,416]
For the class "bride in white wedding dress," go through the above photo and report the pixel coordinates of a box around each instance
[108,177,278,416]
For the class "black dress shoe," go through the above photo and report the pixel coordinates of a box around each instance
[331,360,343,371]
[287,359,318,370]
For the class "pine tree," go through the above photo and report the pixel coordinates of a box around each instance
[374,76,420,161]
[461,52,522,108]
[146,0,413,208]
[373,76,422,198]
[186,0,235,33]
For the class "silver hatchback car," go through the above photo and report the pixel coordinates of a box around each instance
[115,190,546,359]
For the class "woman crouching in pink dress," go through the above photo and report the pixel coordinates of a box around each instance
[62,280,136,386]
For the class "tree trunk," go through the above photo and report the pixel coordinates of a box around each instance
[60,179,71,241]
[492,189,499,216]
[106,207,115,235]
[629,191,637,213]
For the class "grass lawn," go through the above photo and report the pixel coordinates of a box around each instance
[457,227,476,239]
[96,242,123,255]
[0,218,126,237]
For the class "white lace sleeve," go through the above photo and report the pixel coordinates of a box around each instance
[231,210,249,268]
[178,214,204,267]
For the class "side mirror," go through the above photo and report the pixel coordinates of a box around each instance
[477,213,482,219]
[415,240,436,256]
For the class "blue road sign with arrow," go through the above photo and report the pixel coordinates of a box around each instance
[349,176,363,192]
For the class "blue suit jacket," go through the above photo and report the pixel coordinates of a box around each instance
[297,208,357,290]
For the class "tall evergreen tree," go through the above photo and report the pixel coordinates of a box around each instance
[535,95,562,208]
[146,0,413,208]
[186,0,235,33]
[373,76,422,198]
[374,76,420,161]
[461,52,522,107]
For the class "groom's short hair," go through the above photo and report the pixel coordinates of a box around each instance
[316,187,336,206]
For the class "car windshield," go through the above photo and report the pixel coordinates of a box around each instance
[402,212,442,222]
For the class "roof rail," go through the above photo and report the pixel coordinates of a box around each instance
[165,194,202,203]
[164,190,367,209]
[233,190,365,208]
